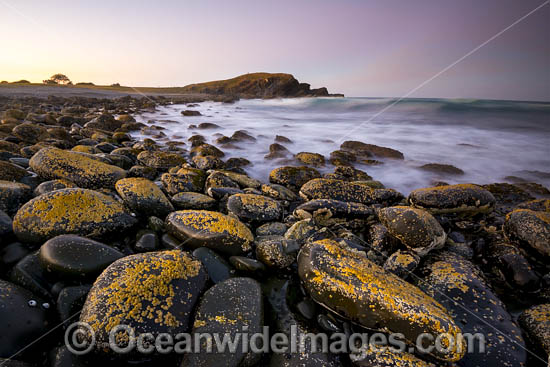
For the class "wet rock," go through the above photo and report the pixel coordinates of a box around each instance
[127,165,157,180]
[298,239,465,362]
[300,178,402,205]
[295,152,325,167]
[341,140,404,159]
[205,171,240,190]
[504,209,550,257]
[161,170,205,195]
[29,147,126,189]
[483,183,534,215]
[265,143,292,159]
[33,179,77,196]
[80,250,207,354]
[324,165,372,181]
[517,198,550,212]
[0,160,28,181]
[0,181,32,215]
[56,285,91,323]
[0,279,50,358]
[269,166,321,191]
[256,222,288,237]
[72,145,100,154]
[296,199,375,218]
[8,157,30,168]
[383,250,420,279]
[351,343,432,367]
[419,163,464,175]
[329,149,356,166]
[227,193,283,222]
[137,150,186,170]
[192,247,233,283]
[0,209,13,243]
[261,183,298,201]
[172,191,217,210]
[181,110,201,116]
[284,218,318,244]
[12,122,49,144]
[8,252,53,300]
[192,154,224,170]
[134,230,160,252]
[197,122,219,129]
[417,251,527,367]
[229,256,266,273]
[191,143,224,158]
[408,184,496,215]
[13,188,137,244]
[38,235,123,279]
[378,206,446,256]
[256,238,296,269]
[183,278,263,366]
[84,114,123,131]
[231,130,255,141]
[225,157,251,169]
[275,135,292,143]
[115,177,174,218]
[487,242,539,290]
[207,187,244,200]
[519,304,550,356]
[165,210,254,255]
[212,170,262,189]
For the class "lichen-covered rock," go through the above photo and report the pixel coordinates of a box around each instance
[29,147,126,189]
[295,152,325,167]
[419,163,464,175]
[295,199,375,218]
[383,250,420,279]
[227,193,283,222]
[519,304,550,356]
[183,278,263,366]
[516,198,550,212]
[350,343,432,367]
[80,250,207,354]
[205,171,240,190]
[300,178,402,205]
[341,140,404,159]
[0,161,28,181]
[260,183,298,201]
[212,170,262,189]
[298,239,465,362]
[161,171,204,195]
[378,206,446,256]
[38,235,123,279]
[190,143,224,158]
[165,210,254,255]
[417,251,527,367]
[115,177,174,218]
[13,188,137,244]
[192,155,224,170]
[0,279,50,358]
[171,192,217,210]
[504,209,550,257]
[256,238,296,269]
[12,122,49,144]
[269,166,321,190]
[324,165,372,182]
[285,219,318,244]
[0,181,32,215]
[408,184,496,215]
[137,150,186,170]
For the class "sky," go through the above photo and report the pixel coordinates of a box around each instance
[1,0,549,101]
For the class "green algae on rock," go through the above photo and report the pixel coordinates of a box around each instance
[29,147,126,189]
[227,193,283,222]
[378,206,446,256]
[80,250,207,354]
[298,239,465,363]
[504,209,550,257]
[165,210,254,255]
[115,177,174,218]
[408,184,495,215]
[13,188,137,244]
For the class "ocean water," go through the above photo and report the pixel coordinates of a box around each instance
[134,97,550,194]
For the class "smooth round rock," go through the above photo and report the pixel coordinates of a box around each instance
[192,247,234,284]
[298,239,465,362]
[165,210,254,255]
[300,178,402,205]
[256,222,288,236]
[227,193,283,222]
[378,206,446,256]
[29,147,127,189]
[33,179,77,196]
[137,150,186,169]
[0,279,50,358]
[134,231,160,252]
[115,177,174,218]
[0,160,28,181]
[13,188,137,244]
[269,166,321,190]
[408,184,496,215]
[504,209,550,257]
[171,192,217,210]
[183,277,263,366]
[256,238,296,269]
[0,181,32,215]
[39,235,124,279]
[383,250,420,279]
[80,250,208,353]
[229,256,266,273]
[519,304,550,356]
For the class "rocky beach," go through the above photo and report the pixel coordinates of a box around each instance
[0,76,549,367]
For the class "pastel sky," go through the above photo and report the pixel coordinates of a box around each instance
[1,0,549,101]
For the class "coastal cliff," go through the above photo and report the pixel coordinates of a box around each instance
[181,72,343,98]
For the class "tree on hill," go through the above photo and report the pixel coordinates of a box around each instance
[43,73,72,85]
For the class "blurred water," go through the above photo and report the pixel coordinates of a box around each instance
[134,97,550,194]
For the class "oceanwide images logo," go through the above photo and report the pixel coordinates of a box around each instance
[65,322,486,357]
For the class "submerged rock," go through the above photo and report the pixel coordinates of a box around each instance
[504,209,550,257]
[183,278,263,366]
[80,250,207,354]
[165,210,254,255]
[408,184,495,215]
[13,188,137,244]
[115,177,174,218]
[298,239,465,362]
[29,147,126,189]
[378,206,446,256]
[227,193,283,222]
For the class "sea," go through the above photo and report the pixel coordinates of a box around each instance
[134,97,550,195]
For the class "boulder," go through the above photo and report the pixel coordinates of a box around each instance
[227,193,283,222]
[504,209,550,257]
[408,184,495,215]
[115,177,174,218]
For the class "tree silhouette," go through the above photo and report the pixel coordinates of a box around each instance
[43,73,72,85]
